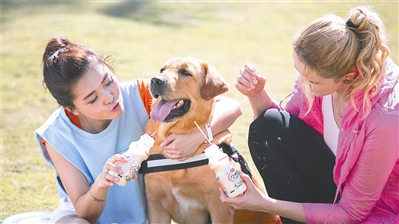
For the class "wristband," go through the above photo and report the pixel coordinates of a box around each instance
[89,185,107,202]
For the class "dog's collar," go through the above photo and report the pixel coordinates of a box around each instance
[139,153,209,174]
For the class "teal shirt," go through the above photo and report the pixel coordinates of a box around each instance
[35,80,150,224]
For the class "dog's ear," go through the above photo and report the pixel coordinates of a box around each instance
[200,62,229,100]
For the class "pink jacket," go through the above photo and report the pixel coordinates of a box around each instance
[274,58,399,223]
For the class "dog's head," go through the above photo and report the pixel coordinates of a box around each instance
[149,57,229,126]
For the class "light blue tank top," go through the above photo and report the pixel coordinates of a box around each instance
[35,80,150,224]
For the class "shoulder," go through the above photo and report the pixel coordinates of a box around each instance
[362,106,398,146]
[35,107,64,135]
[120,79,150,95]
[385,58,399,76]
[136,78,152,115]
[373,69,398,116]
[120,79,152,116]
[136,78,151,90]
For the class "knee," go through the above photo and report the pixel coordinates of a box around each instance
[248,109,288,153]
[249,109,286,135]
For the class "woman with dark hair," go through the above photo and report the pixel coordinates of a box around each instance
[36,36,242,223]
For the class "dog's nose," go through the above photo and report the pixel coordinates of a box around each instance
[150,76,166,98]
[151,76,165,87]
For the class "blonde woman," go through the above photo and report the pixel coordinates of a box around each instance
[223,6,398,223]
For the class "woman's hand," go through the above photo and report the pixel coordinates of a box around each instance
[161,130,204,161]
[219,171,272,212]
[101,154,128,186]
[236,63,275,118]
[235,63,267,97]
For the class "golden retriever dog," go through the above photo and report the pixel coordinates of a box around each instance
[142,57,280,224]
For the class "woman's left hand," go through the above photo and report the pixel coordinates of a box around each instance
[219,171,271,212]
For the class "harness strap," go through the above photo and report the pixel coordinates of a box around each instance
[219,142,253,179]
[139,142,252,178]
[139,153,208,174]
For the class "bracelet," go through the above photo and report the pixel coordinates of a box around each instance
[89,185,107,202]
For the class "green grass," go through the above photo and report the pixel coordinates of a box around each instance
[1,0,397,221]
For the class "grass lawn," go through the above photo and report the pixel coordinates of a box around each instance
[1,0,397,221]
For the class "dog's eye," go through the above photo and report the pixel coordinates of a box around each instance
[160,68,165,73]
[179,68,191,77]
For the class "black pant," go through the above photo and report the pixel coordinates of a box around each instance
[248,109,337,224]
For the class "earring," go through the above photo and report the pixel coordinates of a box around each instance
[343,79,349,84]
[73,111,79,116]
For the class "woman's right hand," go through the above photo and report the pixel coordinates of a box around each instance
[235,63,266,97]
[219,171,272,212]
[100,154,128,187]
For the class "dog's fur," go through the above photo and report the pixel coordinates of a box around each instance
[144,57,280,224]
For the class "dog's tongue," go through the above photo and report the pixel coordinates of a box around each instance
[150,99,178,122]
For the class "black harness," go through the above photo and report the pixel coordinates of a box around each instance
[139,142,252,179]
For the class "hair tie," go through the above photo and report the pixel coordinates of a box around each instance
[52,54,59,64]
[346,19,359,30]
[49,48,67,64]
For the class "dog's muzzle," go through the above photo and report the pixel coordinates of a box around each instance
[150,76,166,98]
